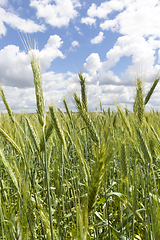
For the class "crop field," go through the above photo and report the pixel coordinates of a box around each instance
[0,51,160,239]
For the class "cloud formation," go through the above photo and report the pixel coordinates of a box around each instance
[1,0,160,113]
[91,31,105,44]
[30,0,81,28]
[0,35,64,88]
[100,0,160,38]
[81,16,96,26]
[0,6,45,37]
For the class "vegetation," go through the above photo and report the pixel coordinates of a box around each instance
[0,50,160,239]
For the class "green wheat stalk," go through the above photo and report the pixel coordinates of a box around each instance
[0,127,24,159]
[49,106,67,150]
[133,78,144,124]
[74,92,99,146]
[79,72,88,111]
[0,84,15,123]
[30,51,46,127]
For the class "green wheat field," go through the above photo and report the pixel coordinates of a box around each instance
[0,49,160,239]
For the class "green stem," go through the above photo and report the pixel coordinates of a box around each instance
[43,126,54,239]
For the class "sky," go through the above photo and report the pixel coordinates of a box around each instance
[1,0,160,113]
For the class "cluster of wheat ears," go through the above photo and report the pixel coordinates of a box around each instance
[0,47,160,239]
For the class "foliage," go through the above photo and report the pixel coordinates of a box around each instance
[0,54,160,239]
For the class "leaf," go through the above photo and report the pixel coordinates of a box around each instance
[0,149,19,191]
[95,211,106,222]
[144,78,159,105]
[106,192,124,200]
[98,197,106,205]
[63,213,72,218]
[0,127,24,159]
[111,227,131,240]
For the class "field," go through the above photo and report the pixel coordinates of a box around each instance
[0,52,160,239]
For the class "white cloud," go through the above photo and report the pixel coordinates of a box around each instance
[0,71,76,113]
[84,53,101,74]
[0,86,36,112]
[0,45,33,88]
[30,0,81,28]
[0,18,6,37]
[99,70,121,85]
[0,7,45,37]
[82,0,128,26]
[81,16,96,26]
[40,35,65,71]
[69,40,79,52]
[81,0,160,95]
[100,0,160,38]
[0,0,8,7]
[87,1,125,19]
[103,35,159,78]
[0,35,64,88]
[1,0,160,112]
[71,40,79,48]
[91,31,105,44]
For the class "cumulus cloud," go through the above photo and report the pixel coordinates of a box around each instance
[87,1,125,19]
[30,0,81,28]
[40,35,65,71]
[0,7,45,37]
[0,45,33,88]
[0,35,64,88]
[81,16,96,26]
[99,70,121,85]
[84,53,101,74]
[82,0,127,26]
[69,40,79,51]
[83,0,160,79]
[0,71,79,113]
[103,35,160,82]
[91,31,105,44]
[83,0,160,40]
[0,0,8,7]
[72,41,79,48]
[1,0,160,112]
[81,0,160,90]
[100,0,160,38]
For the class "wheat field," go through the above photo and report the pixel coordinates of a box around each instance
[0,51,160,239]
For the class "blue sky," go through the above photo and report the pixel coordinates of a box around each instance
[0,0,160,112]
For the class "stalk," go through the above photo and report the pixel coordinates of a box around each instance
[29,48,54,239]
[43,126,54,240]
[0,84,15,124]
[79,72,88,112]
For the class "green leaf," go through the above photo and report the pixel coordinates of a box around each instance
[106,192,124,200]
[98,197,106,205]
[112,227,131,240]
[144,78,159,105]
[64,213,72,218]
[0,149,19,191]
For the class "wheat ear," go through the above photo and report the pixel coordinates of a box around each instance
[49,106,67,150]
[74,93,99,146]
[79,72,88,111]
[0,127,24,159]
[30,51,45,126]
[0,84,15,123]
[133,78,144,124]
[88,145,113,213]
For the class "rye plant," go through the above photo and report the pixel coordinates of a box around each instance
[0,40,160,239]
